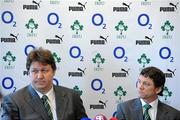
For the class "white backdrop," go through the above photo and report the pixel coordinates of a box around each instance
[1,0,180,119]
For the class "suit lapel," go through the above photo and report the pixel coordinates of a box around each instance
[25,85,50,120]
[54,86,69,120]
[132,98,144,120]
[156,101,169,120]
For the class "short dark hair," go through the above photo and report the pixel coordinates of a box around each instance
[26,47,56,72]
[140,66,165,96]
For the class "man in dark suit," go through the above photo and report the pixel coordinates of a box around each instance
[116,66,180,120]
[1,47,88,120]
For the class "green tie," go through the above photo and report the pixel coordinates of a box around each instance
[41,95,54,120]
[143,104,151,120]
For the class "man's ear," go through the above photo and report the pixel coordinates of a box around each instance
[156,87,162,94]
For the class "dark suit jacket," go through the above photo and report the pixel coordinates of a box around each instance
[1,85,88,120]
[116,98,180,120]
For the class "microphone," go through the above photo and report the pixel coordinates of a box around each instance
[109,117,118,120]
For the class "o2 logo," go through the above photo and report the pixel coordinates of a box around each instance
[1,11,17,27]
[92,13,106,29]
[47,12,62,29]
[91,79,105,94]
[112,111,117,118]
[24,44,35,56]
[2,77,16,93]
[159,47,174,62]
[138,13,152,29]
[69,46,84,61]
[53,78,59,86]
[113,46,128,62]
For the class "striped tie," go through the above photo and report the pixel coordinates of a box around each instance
[41,95,53,120]
[143,104,151,120]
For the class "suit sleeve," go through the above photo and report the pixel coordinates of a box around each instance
[73,92,88,120]
[1,95,20,120]
[116,103,126,120]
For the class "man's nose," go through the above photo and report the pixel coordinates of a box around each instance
[137,82,143,89]
[37,71,44,78]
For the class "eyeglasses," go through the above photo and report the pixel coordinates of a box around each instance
[137,80,153,88]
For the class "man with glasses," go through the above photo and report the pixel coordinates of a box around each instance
[116,66,180,120]
[1,47,88,120]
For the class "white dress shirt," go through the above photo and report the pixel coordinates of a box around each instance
[35,86,57,120]
[141,98,158,120]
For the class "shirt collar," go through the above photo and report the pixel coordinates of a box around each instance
[140,98,159,108]
[34,85,54,100]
